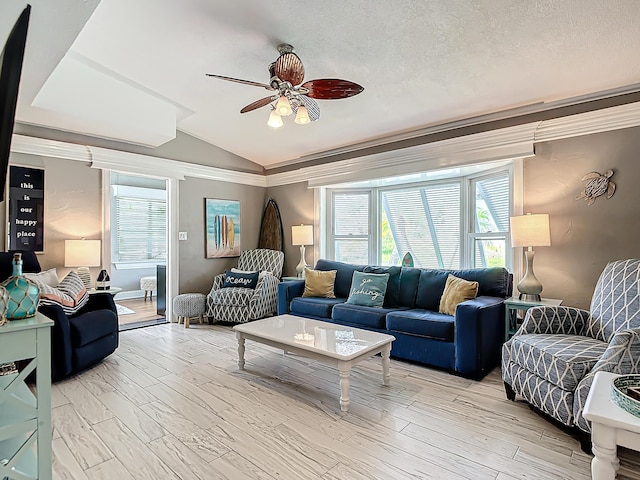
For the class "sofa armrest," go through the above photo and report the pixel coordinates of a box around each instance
[80,292,117,315]
[209,273,225,295]
[518,306,590,336]
[38,304,73,381]
[248,274,279,319]
[454,296,505,378]
[277,280,305,315]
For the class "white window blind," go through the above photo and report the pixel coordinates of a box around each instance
[382,182,461,269]
[331,191,370,264]
[115,195,167,262]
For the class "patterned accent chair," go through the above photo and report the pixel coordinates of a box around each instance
[502,259,640,449]
[206,249,284,324]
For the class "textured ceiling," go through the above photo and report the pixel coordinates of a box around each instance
[3,0,640,168]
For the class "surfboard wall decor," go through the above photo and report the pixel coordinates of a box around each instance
[205,198,241,258]
[258,198,284,251]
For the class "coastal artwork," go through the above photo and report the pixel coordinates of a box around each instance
[205,198,240,258]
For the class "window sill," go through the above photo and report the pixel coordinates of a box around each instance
[113,262,166,270]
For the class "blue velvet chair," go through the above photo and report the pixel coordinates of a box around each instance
[0,251,119,381]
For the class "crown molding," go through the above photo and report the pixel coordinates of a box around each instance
[534,101,640,143]
[10,134,91,162]
[11,134,266,187]
[267,123,538,187]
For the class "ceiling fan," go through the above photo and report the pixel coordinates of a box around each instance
[206,44,364,128]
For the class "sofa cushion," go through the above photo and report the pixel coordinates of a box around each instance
[302,268,337,298]
[363,266,401,307]
[386,309,455,342]
[346,271,389,308]
[290,297,345,319]
[451,267,511,298]
[314,259,365,299]
[332,303,396,330]
[439,274,479,315]
[415,269,450,311]
[398,267,421,307]
[70,309,118,348]
[508,333,607,391]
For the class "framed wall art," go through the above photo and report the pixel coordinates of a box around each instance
[205,198,240,258]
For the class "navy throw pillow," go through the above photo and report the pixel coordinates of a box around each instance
[223,270,259,289]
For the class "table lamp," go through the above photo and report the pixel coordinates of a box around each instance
[291,224,314,278]
[510,213,550,301]
[65,239,101,289]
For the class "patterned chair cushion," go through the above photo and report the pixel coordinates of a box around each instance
[508,333,607,391]
[208,287,253,307]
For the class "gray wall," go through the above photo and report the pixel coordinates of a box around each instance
[523,126,640,309]
[178,176,266,294]
[266,182,315,277]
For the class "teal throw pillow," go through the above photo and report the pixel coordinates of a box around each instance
[346,271,389,308]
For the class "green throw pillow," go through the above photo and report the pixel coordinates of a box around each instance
[346,271,389,308]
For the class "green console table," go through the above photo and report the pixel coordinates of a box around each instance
[504,296,563,341]
[0,313,53,480]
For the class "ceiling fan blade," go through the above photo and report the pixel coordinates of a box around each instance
[206,74,274,90]
[240,96,275,113]
[274,52,305,86]
[302,79,364,99]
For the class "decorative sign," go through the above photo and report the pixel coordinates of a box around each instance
[8,166,44,251]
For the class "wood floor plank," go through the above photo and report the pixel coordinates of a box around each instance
[48,323,640,480]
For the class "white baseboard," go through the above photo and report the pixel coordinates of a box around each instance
[114,290,146,300]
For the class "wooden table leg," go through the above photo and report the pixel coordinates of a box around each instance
[381,343,391,386]
[236,332,245,370]
[591,422,619,480]
[339,362,351,412]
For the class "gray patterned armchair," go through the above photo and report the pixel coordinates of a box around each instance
[502,258,640,449]
[206,249,284,324]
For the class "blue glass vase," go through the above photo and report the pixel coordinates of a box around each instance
[1,253,39,319]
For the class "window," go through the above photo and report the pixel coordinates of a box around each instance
[326,166,512,268]
[328,191,371,264]
[112,184,167,263]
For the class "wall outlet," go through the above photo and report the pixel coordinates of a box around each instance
[178,231,187,241]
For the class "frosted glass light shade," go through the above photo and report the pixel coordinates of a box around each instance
[292,224,313,246]
[510,214,550,247]
[267,110,283,128]
[276,95,292,116]
[64,239,101,267]
[294,105,310,124]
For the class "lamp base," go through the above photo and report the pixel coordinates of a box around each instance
[295,245,308,278]
[517,249,543,300]
[518,293,542,302]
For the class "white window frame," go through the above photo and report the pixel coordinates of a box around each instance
[326,189,375,264]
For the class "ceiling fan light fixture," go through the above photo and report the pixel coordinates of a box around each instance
[276,95,293,116]
[294,104,310,125]
[267,109,283,128]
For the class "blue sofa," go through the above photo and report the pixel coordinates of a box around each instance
[278,259,512,379]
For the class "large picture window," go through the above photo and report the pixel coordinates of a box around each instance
[325,167,511,269]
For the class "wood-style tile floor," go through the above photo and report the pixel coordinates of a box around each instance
[51,323,640,479]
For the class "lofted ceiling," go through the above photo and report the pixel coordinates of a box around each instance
[2,0,640,169]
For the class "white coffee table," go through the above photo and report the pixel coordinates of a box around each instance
[233,314,395,412]
[582,371,640,480]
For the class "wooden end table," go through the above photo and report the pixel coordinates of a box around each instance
[504,296,562,341]
[582,371,640,480]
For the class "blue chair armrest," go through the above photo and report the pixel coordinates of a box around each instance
[454,296,505,378]
[277,280,305,315]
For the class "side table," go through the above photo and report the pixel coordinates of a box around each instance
[583,371,640,480]
[87,286,122,297]
[504,296,563,341]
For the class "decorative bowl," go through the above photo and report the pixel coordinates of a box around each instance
[610,375,640,418]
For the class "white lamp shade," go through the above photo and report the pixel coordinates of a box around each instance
[276,95,292,116]
[267,109,283,128]
[291,225,314,246]
[294,105,310,125]
[64,239,101,267]
[510,214,551,248]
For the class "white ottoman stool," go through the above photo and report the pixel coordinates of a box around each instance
[172,293,206,328]
[140,276,157,301]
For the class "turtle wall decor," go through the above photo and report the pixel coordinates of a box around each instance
[576,169,615,206]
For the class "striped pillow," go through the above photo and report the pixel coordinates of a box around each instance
[37,271,89,315]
